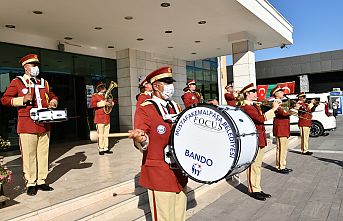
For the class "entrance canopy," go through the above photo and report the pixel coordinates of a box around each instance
[0,0,293,60]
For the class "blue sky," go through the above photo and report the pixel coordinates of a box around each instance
[228,0,343,64]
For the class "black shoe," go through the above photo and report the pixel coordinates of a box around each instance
[250,192,266,201]
[103,150,113,154]
[27,186,38,196]
[36,184,54,191]
[99,151,104,155]
[303,151,313,155]
[285,168,293,172]
[278,168,290,174]
[260,191,271,198]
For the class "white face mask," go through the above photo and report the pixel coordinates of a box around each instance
[161,84,174,100]
[30,66,40,77]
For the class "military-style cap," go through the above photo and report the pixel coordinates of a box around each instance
[186,79,196,86]
[240,83,256,94]
[19,54,40,66]
[95,81,105,89]
[146,66,175,84]
[225,82,233,90]
[138,79,149,88]
[271,86,284,96]
[297,92,306,98]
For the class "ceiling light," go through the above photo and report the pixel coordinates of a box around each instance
[168,46,174,49]
[32,10,43,15]
[191,52,197,55]
[124,16,133,20]
[198,21,207,25]
[108,46,115,49]
[136,38,144,41]
[64,37,73,40]
[165,30,173,34]
[194,41,201,43]
[94,27,103,30]
[5,24,15,29]
[161,3,171,7]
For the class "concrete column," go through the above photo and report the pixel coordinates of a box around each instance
[232,40,256,90]
[217,56,227,105]
[116,49,187,132]
[299,74,309,92]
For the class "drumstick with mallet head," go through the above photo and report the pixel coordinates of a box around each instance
[89,130,131,142]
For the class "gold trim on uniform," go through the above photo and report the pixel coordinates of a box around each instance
[140,101,153,107]
[21,58,39,66]
[150,73,173,83]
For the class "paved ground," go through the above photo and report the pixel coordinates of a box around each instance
[1,117,342,221]
[188,117,343,221]
[0,137,142,220]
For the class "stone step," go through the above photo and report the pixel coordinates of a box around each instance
[10,137,298,221]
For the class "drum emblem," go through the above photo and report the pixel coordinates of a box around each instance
[157,125,166,134]
[192,163,202,176]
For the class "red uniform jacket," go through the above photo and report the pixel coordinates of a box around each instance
[240,103,268,148]
[1,77,57,134]
[182,90,200,108]
[136,92,152,108]
[90,93,110,124]
[134,100,188,192]
[273,108,290,137]
[298,102,313,127]
[224,92,236,106]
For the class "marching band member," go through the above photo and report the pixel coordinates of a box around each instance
[136,78,152,108]
[129,67,188,221]
[1,54,57,196]
[271,86,293,174]
[240,83,279,201]
[295,92,316,155]
[224,81,238,106]
[181,79,202,108]
[90,82,114,155]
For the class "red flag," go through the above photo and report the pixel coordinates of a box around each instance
[277,81,295,94]
[257,85,268,99]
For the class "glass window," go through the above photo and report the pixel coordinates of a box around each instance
[203,60,211,70]
[0,42,39,69]
[186,57,219,102]
[74,54,102,76]
[102,58,117,78]
[40,50,73,74]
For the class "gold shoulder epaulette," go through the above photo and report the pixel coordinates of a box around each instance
[140,100,153,107]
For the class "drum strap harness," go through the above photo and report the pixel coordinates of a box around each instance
[147,97,181,123]
[144,97,182,169]
[16,76,46,108]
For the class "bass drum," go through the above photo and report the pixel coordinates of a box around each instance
[169,104,258,184]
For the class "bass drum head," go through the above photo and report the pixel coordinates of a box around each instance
[170,104,239,184]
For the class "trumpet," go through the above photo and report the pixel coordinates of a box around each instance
[255,98,296,112]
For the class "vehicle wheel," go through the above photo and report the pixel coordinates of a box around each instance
[310,121,324,137]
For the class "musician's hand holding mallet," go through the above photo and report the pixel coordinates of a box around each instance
[23,93,33,104]
[48,99,58,108]
[128,129,147,143]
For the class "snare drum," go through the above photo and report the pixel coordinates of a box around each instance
[168,104,258,184]
[30,108,68,123]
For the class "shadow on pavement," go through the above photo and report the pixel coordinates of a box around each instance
[46,151,93,184]
[262,162,278,172]
[289,149,304,155]
[313,156,343,167]
[233,183,249,195]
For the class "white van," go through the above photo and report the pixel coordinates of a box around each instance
[265,93,336,137]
